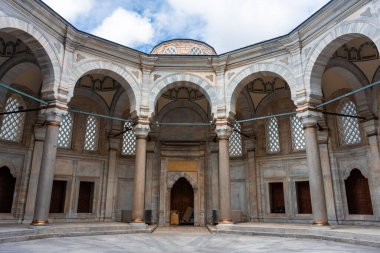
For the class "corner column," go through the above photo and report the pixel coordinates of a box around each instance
[298,110,329,226]
[131,120,150,223]
[31,103,66,226]
[215,122,233,224]
[362,119,380,215]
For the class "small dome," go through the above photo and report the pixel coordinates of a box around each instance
[151,39,216,55]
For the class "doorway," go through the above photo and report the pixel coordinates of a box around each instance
[170,177,194,225]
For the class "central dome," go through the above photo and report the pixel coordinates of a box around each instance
[150,39,216,55]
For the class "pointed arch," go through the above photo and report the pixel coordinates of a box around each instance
[227,63,297,115]
[69,60,140,114]
[304,21,380,103]
[150,73,217,117]
[0,16,61,98]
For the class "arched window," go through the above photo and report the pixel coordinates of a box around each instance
[345,169,373,215]
[337,100,361,145]
[121,121,136,155]
[290,115,305,151]
[0,166,16,213]
[164,46,176,54]
[190,47,203,55]
[266,117,280,153]
[0,95,26,142]
[84,115,99,151]
[229,122,243,157]
[57,112,74,149]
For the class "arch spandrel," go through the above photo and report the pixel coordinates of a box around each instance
[167,172,197,190]
[226,63,297,115]
[0,16,61,100]
[150,73,217,117]
[69,60,140,114]
[304,21,380,106]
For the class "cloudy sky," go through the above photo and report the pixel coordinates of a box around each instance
[42,0,331,54]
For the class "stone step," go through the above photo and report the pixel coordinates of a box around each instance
[212,225,380,248]
[0,224,157,243]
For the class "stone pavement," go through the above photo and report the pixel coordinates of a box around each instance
[0,229,378,253]
[211,222,380,247]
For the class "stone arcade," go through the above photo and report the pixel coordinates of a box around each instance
[0,0,380,230]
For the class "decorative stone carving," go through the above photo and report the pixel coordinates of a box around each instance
[279,57,289,65]
[361,7,372,18]
[167,172,197,190]
[76,53,86,62]
[132,70,140,79]
[206,75,214,82]
[154,74,161,81]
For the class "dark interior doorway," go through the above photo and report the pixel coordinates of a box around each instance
[345,169,373,215]
[269,182,285,214]
[296,181,312,214]
[0,166,16,213]
[77,181,94,213]
[170,177,194,225]
[49,180,67,213]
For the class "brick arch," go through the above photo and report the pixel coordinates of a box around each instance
[304,21,380,105]
[0,16,61,99]
[227,63,297,115]
[150,73,217,117]
[69,60,140,114]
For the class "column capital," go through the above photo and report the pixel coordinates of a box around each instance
[41,101,68,124]
[215,122,232,139]
[297,109,322,127]
[133,122,150,139]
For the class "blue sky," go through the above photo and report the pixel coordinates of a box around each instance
[42,0,331,54]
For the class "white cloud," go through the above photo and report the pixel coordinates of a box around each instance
[43,0,95,22]
[92,7,154,48]
[43,0,330,53]
[163,0,330,53]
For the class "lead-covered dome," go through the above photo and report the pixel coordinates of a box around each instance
[150,39,216,55]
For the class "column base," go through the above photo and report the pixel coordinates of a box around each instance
[312,221,329,226]
[30,220,49,226]
[131,217,144,223]
[311,221,331,230]
[219,219,233,225]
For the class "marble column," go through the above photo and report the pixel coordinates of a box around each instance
[215,123,233,224]
[31,106,65,226]
[131,122,150,223]
[362,119,380,216]
[24,126,45,222]
[298,110,329,226]
[104,137,119,221]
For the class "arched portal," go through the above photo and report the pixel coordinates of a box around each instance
[345,169,373,215]
[0,166,16,213]
[170,177,194,225]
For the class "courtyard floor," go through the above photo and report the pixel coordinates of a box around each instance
[0,226,379,253]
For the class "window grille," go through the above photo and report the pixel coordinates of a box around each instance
[229,122,243,157]
[337,100,361,145]
[164,46,176,54]
[190,47,203,55]
[84,115,99,151]
[290,115,305,151]
[121,121,136,155]
[0,96,25,142]
[57,112,73,148]
[266,117,280,153]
